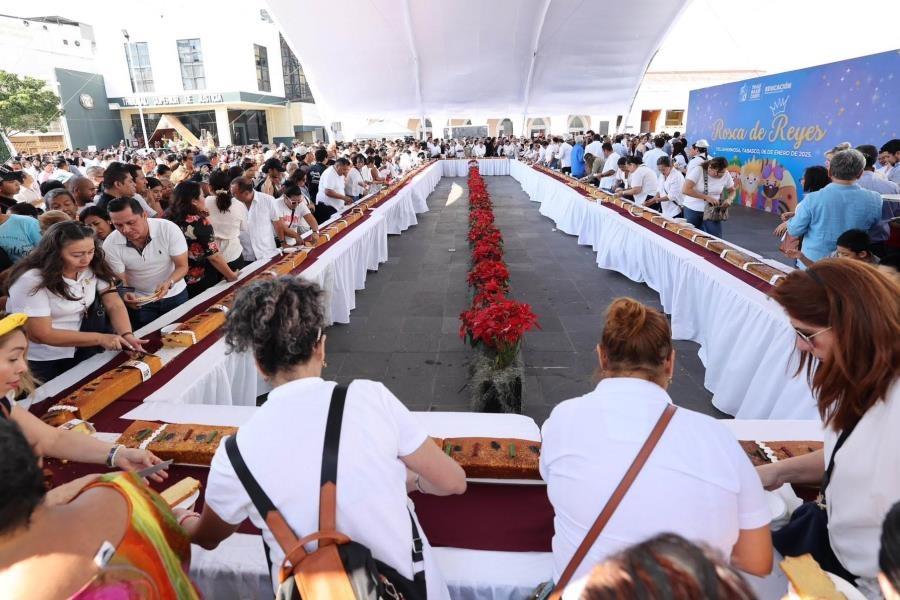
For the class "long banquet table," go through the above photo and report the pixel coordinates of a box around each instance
[508,159,818,420]
[442,158,511,177]
[24,160,443,410]
[92,405,819,600]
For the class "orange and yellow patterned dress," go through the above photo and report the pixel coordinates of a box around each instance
[71,472,200,599]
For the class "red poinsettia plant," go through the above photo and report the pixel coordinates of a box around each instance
[459,298,539,368]
[467,259,510,289]
[460,165,540,374]
[472,239,503,264]
[469,208,494,225]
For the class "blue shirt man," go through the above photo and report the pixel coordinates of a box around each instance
[570,143,586,178]
[788,183,882,262]
[0,214,41,263]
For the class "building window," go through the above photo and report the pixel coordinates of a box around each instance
[124,42,154,93]
[280,34,314,102]
[177,38,206,90]
[254,44,271,92]
[665,110,685,127]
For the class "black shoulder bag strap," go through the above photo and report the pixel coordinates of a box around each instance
[820,422,857,505]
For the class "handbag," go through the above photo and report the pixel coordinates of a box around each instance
[772,424,858,583]
[547,404,677,599]
[225,385,427,600]
[702,168,730,222]
[75,283,112,362]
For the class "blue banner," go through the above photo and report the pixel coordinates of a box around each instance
[686,50,899,213]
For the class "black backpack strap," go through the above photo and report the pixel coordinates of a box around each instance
[317,384,348,542]
[821,422,857,503]
[409,510,425,581]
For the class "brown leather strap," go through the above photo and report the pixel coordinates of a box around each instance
[318,481,337,546]
[549,403,677,599]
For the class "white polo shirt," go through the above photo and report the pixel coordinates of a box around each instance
[272,197,312,245]
[247,191,279,261]
[103,218,187,299]
[657,169,686,218]
[599,152,621,190]
[540,378,770,583]
[642,148,667,176]
[205,377,449,599]
[7,268,111,361]
[628,165,659,199]
[316,166,347,210]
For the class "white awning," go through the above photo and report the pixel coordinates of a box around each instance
[266,0,689,123]
[355,120,416,140]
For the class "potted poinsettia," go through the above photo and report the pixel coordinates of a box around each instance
[459,298,539,412]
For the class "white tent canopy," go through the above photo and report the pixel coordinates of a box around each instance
[354,120,416,140]
[267,0,689,127]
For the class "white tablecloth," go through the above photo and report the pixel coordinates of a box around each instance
[442,159,510,177]
[509,160,817,420]
[26,163,443,409]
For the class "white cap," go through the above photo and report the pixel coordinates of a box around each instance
[694,139,710,149]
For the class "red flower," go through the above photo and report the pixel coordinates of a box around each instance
[459,298,540,367]
[472,240,503,263]
[467,260,509,289]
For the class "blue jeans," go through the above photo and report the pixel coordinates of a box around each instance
[683,206,723,238]
[129,288,189,329]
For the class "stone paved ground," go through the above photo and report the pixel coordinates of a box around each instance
[324,175,782,424]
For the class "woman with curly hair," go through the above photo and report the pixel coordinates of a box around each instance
[6,221,146,381]
[180,277,466,598]
[166,180,238,298]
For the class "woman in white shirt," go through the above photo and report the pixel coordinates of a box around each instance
[760,260,900,597]
[614,156,659,210]
[273,185,319,246]
[345,155,369,200]
[682,156,735,238]
[540,297,772,584]
[204,170,248,269]
[6,222,146,382]
[180,278,466,598]
[655,156,686,218]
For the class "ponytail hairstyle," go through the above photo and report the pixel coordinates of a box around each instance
[700,157,729,173]
[209,168,235,213]
[599,298,672,382]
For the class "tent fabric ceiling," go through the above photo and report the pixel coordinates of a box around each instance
[266,0,689,121]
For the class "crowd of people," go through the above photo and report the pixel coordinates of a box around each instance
[0,138,438,381]
[0,134,897,599]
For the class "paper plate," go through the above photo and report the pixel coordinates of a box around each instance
[787,572,865,600]
[161,323,183,335]
[175,489,200,511]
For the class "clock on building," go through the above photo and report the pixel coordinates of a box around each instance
[79,93,95,109]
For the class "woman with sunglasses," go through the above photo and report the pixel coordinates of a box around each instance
[273,185,319,247]
[760,259,900,596]
[6,221,146,382]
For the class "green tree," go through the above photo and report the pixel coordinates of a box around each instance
[0,70,61,136]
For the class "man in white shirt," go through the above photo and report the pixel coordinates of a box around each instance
[585,134,603,159]
[655,156,686,218]
[231,176,280,262]
[642,138,668,176]
[597,143,622,191]
[612,134,628,158]
[558,138,573,174]
[473,141,486,158]
[315,158,353,211]
[103,197,189,328]
[545,138,560,169]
